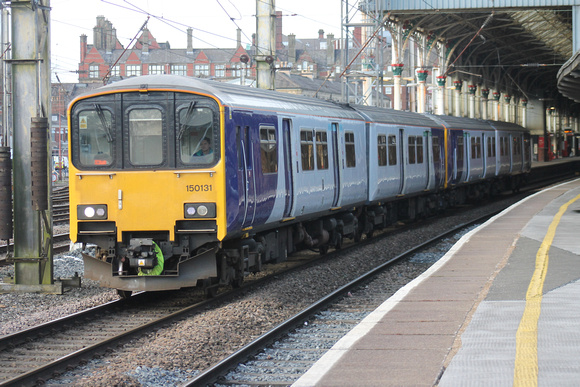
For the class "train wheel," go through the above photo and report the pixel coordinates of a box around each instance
[319,245,329,255]
[335,233,343,250]
[117,289,132,299]
[232,275,244,288]
[205,286,218,298]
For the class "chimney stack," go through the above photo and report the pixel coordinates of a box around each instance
[80,34,87,63]
[187,28,193,54]
[288,34,296,66]
[237,28,241,47]
[326,33,334,67]
[318,29,324,39]
[142,28,149,54]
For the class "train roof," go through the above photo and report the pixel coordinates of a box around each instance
[81,75,363,121]
[429,114,529,133]
[352,104,445,129]
[77,75,529,134]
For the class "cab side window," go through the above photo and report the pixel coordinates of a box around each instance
[178,105,216,165]
[77,106,114,167]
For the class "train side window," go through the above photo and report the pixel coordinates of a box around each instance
[178,105,216,165]
[432,136,440,163]
[129,108,163,165]
[416,136,424,164]
[77,106,114,167]
[260,126,278,174]
[487,137,496,157]
[388,135,397,166]
[300,129,314,171]
[457,136,464,162]
[471,136,481,159]
[501,137,510,156]
[377,134,387,167]
[345,132,356,168]
[408,136,416,164]
[236,126,242,170]
[316,130,329,170]
[513,137,521,156]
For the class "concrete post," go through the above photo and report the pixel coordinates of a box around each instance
[8,0,57,292]
[256,0,275,90]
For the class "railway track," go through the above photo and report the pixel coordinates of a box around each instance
[184,218,485,386]
[0,291,212,386]
[0,214,480,387]
[1,168,578,386]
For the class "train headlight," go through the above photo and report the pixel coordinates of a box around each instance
[184,203,215,218]
[197,205,208,216]
[78,204,108,220]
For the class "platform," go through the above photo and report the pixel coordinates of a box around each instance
[293,178,580,386]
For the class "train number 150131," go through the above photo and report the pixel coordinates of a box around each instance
[186,184,212,192]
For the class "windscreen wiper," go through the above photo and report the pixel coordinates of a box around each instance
[177,100,197,140]
[94,104,113,142]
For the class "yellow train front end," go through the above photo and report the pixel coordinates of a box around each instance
[68,81,227,295]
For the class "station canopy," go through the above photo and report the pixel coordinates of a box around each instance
[361,0,580,113]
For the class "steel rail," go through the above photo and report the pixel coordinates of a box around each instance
[183,211,498,386]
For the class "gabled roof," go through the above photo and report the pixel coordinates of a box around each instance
[132,28,161,50]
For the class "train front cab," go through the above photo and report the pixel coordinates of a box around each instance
[68,88,227,294]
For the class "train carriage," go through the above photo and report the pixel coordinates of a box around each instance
[68,75,531,296]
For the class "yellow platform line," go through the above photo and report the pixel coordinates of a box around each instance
[513,193,580,387]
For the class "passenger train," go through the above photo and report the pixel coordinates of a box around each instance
[68,75,531,297]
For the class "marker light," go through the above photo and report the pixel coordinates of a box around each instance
[78,204,108,220]
[184,203,216,218]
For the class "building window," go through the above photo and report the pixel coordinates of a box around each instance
[316,131,328,170]
[194,64,209,77]
[378,134,387,167]
[300,129,314,171]
[171,64,187,76]
[345,132,356,168]
[126,65,141,77]
[149,64,164,75]
[109,65,120,77]
[89,65,99,78]
[215,64,225,78]
[260,126,277,174]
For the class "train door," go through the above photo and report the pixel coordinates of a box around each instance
[481,133,487,177]
[236,114,256,228]
[424,131,431,190]
[464,132,471,181]
[282,119,294,218]
[331,122,341,207]
[398,128,406,194]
